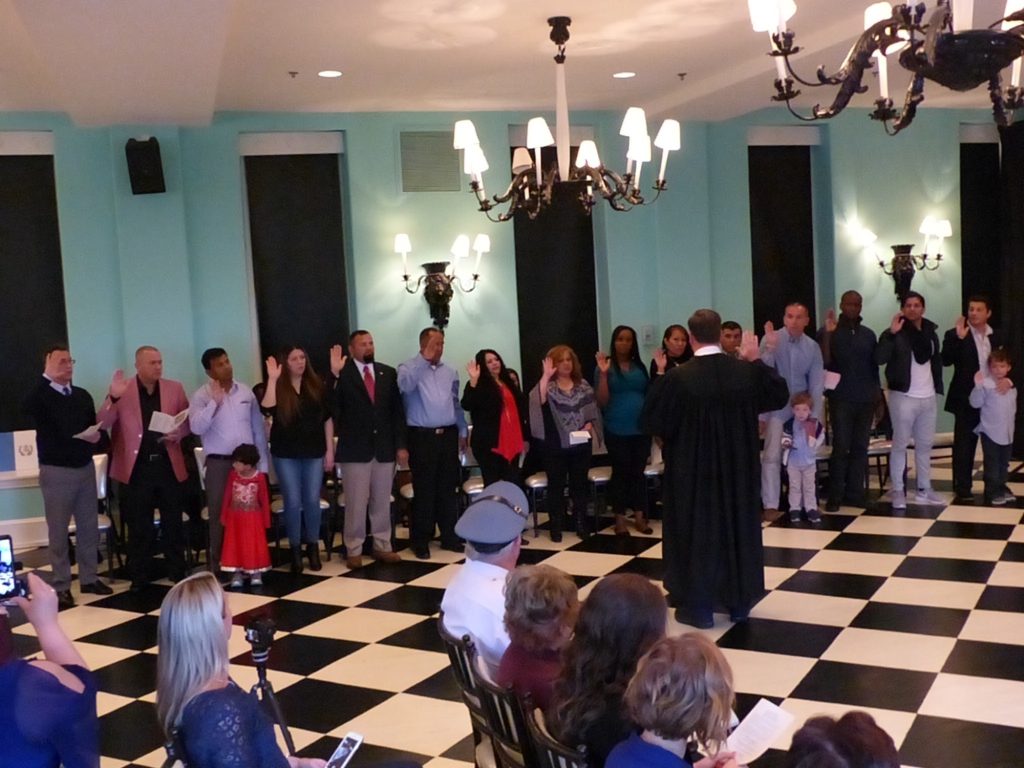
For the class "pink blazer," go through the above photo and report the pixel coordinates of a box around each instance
[97,377,191,484]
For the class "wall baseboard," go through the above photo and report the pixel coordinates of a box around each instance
[0,516,49,549]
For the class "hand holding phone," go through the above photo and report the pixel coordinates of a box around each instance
[0,535,28,606]
[326,732,363,768]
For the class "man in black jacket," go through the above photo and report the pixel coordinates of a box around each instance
[330,331,407,569]
[875,292,944,510]
[941,295,1007,502]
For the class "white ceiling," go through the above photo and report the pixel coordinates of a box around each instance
[0,0,1012,126]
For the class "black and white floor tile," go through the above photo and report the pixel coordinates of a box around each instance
[9,457,1024,767]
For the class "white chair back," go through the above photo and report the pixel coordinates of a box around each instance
[93,454,108,501]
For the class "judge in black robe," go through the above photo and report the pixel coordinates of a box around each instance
[643,308,789,629]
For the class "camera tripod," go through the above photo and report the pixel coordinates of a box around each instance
[250,641,296,756]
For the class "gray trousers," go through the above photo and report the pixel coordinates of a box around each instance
[204,456,233,573]
[787,463,818,512]
[761,415,785,508]
[888,391,937,493]
[340,460,396,554]
[39,463,99,591]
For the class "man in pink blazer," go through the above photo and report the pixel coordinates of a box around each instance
[98,346,190,589]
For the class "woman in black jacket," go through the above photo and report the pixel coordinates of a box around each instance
[461,348,528,485]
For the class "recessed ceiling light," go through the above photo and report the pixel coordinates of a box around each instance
[318,70,343,78]
[612,71,636,79]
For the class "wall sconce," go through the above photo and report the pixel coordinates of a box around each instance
[397,233,489,328]
[877,217,950,301]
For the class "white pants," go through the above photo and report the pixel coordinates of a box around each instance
[888,391,937,493]
[787,463,818,512]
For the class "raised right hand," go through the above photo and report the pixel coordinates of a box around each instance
[595,351,611,374]
[739,330,760,361]
[652,347,667,373]
[466,359,480,383]
[825,308,837,333]
[330,345,347,377]
[955,314,968,339]
[210,379,226,404]
[541,356,556,380]
[890,312,905,335]
[763,320,779,350]
[108,369,130,399]
[265,356,282,380]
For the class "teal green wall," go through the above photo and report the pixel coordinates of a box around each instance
[0,105,991,521]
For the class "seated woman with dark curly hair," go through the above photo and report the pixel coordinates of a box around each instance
[607,633,738,768]
[787,711,899,768]
[495,564,578,709]
[545,573,667,768]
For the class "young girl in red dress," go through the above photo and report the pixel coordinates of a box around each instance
[220,443,271,589]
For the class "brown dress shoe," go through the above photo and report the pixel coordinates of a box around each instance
[761,508,783,524]
[372,550,401,563]
[346,555,363,569]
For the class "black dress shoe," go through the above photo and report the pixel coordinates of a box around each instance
[80,580,113,596]
[306,543,322,571]
[129,581,146,593]
[953,492,975,503]
[57,590,76,610]
[440,541,464,553]
[674,607,713,630]
[290,548,303,575]
[824,501,841,513]
[412,543,431,560]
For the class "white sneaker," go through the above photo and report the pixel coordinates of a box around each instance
[914,489,946,506]
[1000,492,1017,504]
[250,572,263,587]
[229,572,244,589]
[891,490,907,510]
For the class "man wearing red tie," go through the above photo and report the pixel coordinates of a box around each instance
[98,346,191,589]
[330,331,407,569]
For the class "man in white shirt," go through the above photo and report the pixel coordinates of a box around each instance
[440,481,527,676]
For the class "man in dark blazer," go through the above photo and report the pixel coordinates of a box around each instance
[330,330,407,569]
[942,295,1007,501]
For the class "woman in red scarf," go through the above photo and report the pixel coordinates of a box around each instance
[461,348,528,486]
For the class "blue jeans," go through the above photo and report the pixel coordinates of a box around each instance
[980,434,1011,501]
[273,456,324,546]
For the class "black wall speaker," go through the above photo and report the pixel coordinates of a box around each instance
[124,137,166,195]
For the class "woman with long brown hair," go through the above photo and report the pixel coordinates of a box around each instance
[546,573,667,768]
[461,348,528,485]
[261,346,333,574]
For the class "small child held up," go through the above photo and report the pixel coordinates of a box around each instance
[969,348,1017,506]
[782,391,826,523]
[220,443,272,589]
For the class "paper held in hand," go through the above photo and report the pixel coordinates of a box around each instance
[72,424,103,441]
[569,430,591,445]
[824,371,841,391]
[725,698,794,765]
[149,409,189,435]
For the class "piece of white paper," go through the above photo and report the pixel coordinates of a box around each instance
[569,430,591,445]
[149,409,189,435]
[73,424,102,441]
[725,698,794,765]
[824,371,842,390]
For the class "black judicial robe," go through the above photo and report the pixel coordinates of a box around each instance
[643,353,789,612]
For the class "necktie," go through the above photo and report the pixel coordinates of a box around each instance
[363,366,376,403]
[62,386,71,396]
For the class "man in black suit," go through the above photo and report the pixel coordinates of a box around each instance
[330,331,407,569]
[942,295,1007,502]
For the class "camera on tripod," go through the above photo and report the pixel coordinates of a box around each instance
[244,616,276,662]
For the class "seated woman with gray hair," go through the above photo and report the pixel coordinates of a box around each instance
[606,633,738,768]
[495,564,579,709]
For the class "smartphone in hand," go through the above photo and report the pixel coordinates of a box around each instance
[326,732,363,768]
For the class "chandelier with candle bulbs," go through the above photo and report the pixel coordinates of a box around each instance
[749,0,1024,135]
[453,16,681,222]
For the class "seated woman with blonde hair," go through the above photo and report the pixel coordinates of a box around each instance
[495,564,579,709]
[156,572,326,768]
[607,633,739,768]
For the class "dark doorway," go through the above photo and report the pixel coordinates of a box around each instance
[748,146,817,330]
[512,146,598,393]
[244,153,350,380]
[0,155,67,431]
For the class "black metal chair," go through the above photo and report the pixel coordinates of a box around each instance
[474,658,538,768]
[437,613,497,768]
[524,705,588,768]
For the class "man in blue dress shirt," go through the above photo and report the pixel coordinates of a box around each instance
[759,304,825,522]
[188,347,268,575]
[398,328,467,559]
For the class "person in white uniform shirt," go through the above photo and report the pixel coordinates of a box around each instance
[440,481,527,677]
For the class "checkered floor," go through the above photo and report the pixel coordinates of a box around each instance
[8,457,1024,768]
